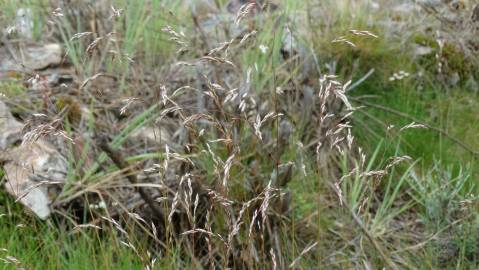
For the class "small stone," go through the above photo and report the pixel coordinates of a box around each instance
[3,140,67,219]
[0,100,24,150]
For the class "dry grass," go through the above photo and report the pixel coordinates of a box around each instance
[0,0,479,269]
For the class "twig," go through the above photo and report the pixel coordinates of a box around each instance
[98,137,166,225]
[350,97,479,156]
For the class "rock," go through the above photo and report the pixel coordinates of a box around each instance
[22,44,63,70]
[198,0,280,44]
[416,0,442,8]
[0,100,24,150]
[392,2,420,16]
[131,126,172,145]
[190,0,219,21]
[2,140,67,219]
[472,4,479,22]
[0,44,62,72]
[14,8,34,39]
[413,44,435,56]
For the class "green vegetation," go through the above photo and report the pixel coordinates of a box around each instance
[0,0,478,269]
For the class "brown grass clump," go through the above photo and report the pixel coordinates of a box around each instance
[4,1,477,269]
[1,2,356,268]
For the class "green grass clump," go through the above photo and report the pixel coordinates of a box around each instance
[0,82,26,98]
[0,193,143,270]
